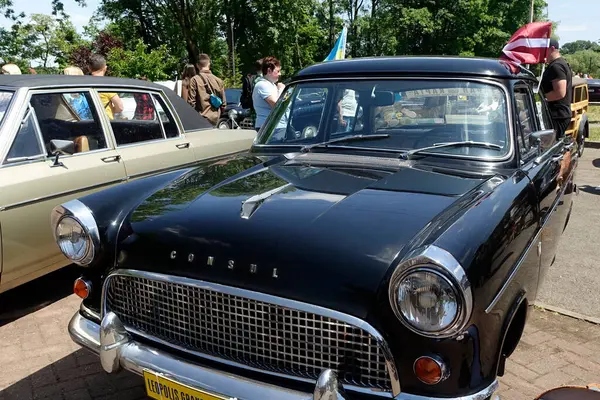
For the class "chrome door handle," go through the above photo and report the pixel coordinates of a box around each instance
[101,155,121,163]
[176,143,190,149]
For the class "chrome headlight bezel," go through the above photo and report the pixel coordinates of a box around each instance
[50,199,100,266]
[388,246,473,338]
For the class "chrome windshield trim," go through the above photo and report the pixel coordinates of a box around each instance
[254,77,514,163]
[101,269,401,397]
[388,245,473,339]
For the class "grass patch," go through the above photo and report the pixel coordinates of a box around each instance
[588,105,600,124]
[589,125,600,142]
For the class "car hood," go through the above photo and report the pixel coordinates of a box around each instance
[116,154,489,318]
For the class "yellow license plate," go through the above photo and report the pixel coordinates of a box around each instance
[144,369,231,400]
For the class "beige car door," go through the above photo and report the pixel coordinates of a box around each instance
[0,89,126,292]
[98,90,195,179]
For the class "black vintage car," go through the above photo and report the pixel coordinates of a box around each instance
[586,78,600,103]
[54,57,578,400]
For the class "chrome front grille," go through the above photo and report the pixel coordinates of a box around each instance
[104,272,393,392]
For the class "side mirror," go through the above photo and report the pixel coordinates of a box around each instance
[50,139,75,156]
[529,129,555,153]
[49,139,74,168]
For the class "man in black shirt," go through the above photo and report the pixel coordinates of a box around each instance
[541,38,573,139]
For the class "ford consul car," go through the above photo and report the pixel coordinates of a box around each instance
[55,57,578,400]
[0,75,256,293]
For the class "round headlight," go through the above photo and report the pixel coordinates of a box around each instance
[56,217,93,264]
[395,269,459,333]
[228,109,238,118]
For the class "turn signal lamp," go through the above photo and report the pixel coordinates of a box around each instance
[74,278,91,299]
[414,355,448,385]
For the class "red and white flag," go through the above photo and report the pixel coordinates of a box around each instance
[500,22,553,65]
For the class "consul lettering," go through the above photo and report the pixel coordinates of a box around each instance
[171,252,279,278]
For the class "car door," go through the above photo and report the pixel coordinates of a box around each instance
[97,89,195,179]
[515,85,569,283]
[0,89,126,292]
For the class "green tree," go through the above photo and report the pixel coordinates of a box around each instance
[564,50,600,77]
[562,40,600,55]
[106,39,179,81]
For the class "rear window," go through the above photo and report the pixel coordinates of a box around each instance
[0,91,14,126]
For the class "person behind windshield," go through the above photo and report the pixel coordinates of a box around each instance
[337,89,358,132]
[252,56,286,132]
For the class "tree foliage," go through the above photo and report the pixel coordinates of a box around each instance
[565,50,600,77]
[107,39,178,81]
[562,40,600,55]
[2,0,561,82]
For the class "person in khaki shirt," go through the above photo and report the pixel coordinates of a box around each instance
[187,54,226,126]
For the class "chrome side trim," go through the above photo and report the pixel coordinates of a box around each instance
[388,245,473,339]
[125,149,246,181]
[485,227,543,313]
[50,199,101,266]
[0,177,125,212]
[101,269,401,397]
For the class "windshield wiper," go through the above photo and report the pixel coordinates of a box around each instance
[400,141,503,160]
[300,134,390,153]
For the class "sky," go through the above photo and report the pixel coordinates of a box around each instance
[546,0,600,45]
[0,0,598,46]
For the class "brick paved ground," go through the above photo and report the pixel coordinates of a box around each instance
[1,287,599,400]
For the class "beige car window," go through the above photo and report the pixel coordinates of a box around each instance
[100,91,164,146]
[30,92,107,156]
[152,94,179,138]
[5,107,44,162]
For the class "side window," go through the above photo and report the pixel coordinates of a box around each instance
[152,94,179,138]
[515,89,537,161]
[5,107,44,162]
[533,91,552,131]
[100,91,163,146]
[30,92,107,156]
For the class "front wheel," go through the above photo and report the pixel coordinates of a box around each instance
[217,119,232,129]
[578,126,586,157]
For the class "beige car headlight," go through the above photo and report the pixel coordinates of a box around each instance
[389,246,472,338]
[51,199,99,266]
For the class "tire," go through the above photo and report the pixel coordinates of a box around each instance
[217,119,231,129]
[578,125,586,157]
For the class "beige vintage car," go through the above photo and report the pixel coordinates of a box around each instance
[0,75,256,293]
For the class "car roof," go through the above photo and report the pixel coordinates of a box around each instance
[0,75,214,131]
[293,56,537,81]
[0,74,163,90]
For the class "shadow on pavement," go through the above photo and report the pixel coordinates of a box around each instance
[0,266,82,327]
[578,185,600,196]
[592,158,600,168]
[0,349,147,400]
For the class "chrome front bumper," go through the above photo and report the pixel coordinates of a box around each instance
[68,310,499,400]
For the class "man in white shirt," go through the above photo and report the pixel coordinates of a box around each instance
[252,56,286,131]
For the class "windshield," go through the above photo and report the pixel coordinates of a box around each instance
[256,80,510,159]
[226,88,241,105]
[0,91,14,126]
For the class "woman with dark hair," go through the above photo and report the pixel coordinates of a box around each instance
[180,64,197,102]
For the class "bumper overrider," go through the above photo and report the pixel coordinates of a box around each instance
[69,307,499,400]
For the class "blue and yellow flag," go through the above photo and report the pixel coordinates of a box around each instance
[324,26,347,61]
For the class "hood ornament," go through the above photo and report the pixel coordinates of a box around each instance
[241,183,292,220]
